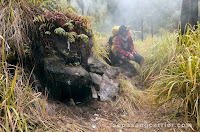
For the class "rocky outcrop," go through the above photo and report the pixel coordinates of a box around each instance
[44,55,91,101]
[30,22,122,101]
[88,56,120,101]
[27,10,136,102]
[1,7,138,103]
[98,74,119,101]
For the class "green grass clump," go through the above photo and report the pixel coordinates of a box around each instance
[141,24,200,130]
[0,38,85,131]
[92,34,110,65]
[0,38,54,131]
[139,31,178,83]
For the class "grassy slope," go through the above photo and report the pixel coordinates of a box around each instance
[135,28,199,130]
[0,0,197,131]
[0,33,195,132]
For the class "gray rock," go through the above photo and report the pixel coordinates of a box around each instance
[29,29,93,101]
[43,55,91,100]
[105,67,119,78]
[91,86,98,99]
[44,56,89,78]
[88,56,106,74]
[90,67,104,74]
[98,74,119,101]
[89,72,102,85]
[88,56,105,67]
[88,56,121,101]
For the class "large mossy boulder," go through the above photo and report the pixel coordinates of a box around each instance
[31,9,93,101]
[30,9,131,102]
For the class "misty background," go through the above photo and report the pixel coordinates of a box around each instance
[58,0,199,39]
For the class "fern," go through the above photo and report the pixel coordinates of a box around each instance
[64,8,93,33]
[39,24,45,31]
[39,0,57,11]
[77,34,89,43]
[45,31,51,35]
[33,15,46,23]
[54,27,66,36]
[67,32,77,43]
[63,20,74,31]
[39,22,55,31]
[46,22,55,30]
[54,27,77,43]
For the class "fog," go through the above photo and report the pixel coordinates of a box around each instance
[61,0,183,37]
[102,0,182,36]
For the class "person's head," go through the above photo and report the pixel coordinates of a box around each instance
[119,25,130,37]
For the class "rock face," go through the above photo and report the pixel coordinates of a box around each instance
[26,9,137,102]
[44,56,91,101]
[30,9,93,101]
[98,74,119,101]
[87,56,106,75]
[31,26,92,101]
[89,72,102,85]
[31,26,121,101]
[4,9,136,102]
[88,56,120,101]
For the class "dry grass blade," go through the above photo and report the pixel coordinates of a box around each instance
[118,76,145,113]
[92,35,110,66]
[140,25,200,130]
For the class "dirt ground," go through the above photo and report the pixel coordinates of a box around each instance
[46,74,196,132]
[47,97,195,132]
[42,58,196,132]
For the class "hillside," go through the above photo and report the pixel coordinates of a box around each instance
[0,0,198,131]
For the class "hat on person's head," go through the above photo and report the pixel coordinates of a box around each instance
[119,25,131,34]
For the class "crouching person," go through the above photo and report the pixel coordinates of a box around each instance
[112,25,144,66]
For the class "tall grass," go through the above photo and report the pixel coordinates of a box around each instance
[0,0,41,59]
[141,24,200,130]
[0,0,88,128]
[139,31,178,83]
[118,76,145,112]
[0,37,87,131]
[0,37,48,131]
[92,33,110,65]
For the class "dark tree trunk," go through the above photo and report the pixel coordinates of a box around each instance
[138,0,144,41]
[189,0,198,27]
[180,0,198,35]
[180,1,199,130]
[82,7,84,15]
[180,0,190,34]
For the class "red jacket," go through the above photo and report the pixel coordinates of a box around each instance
[113,34,136,57]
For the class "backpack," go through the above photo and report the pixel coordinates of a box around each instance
[108,26,120,48]
[106,26,120,65]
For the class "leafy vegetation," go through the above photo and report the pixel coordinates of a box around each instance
[138,24,200,130]
[91,34,111,65]
[33,8,93,46]
[0,38,56,131]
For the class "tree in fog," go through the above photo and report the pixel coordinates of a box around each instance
[180,0,198,34]
[76,0,85,15]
